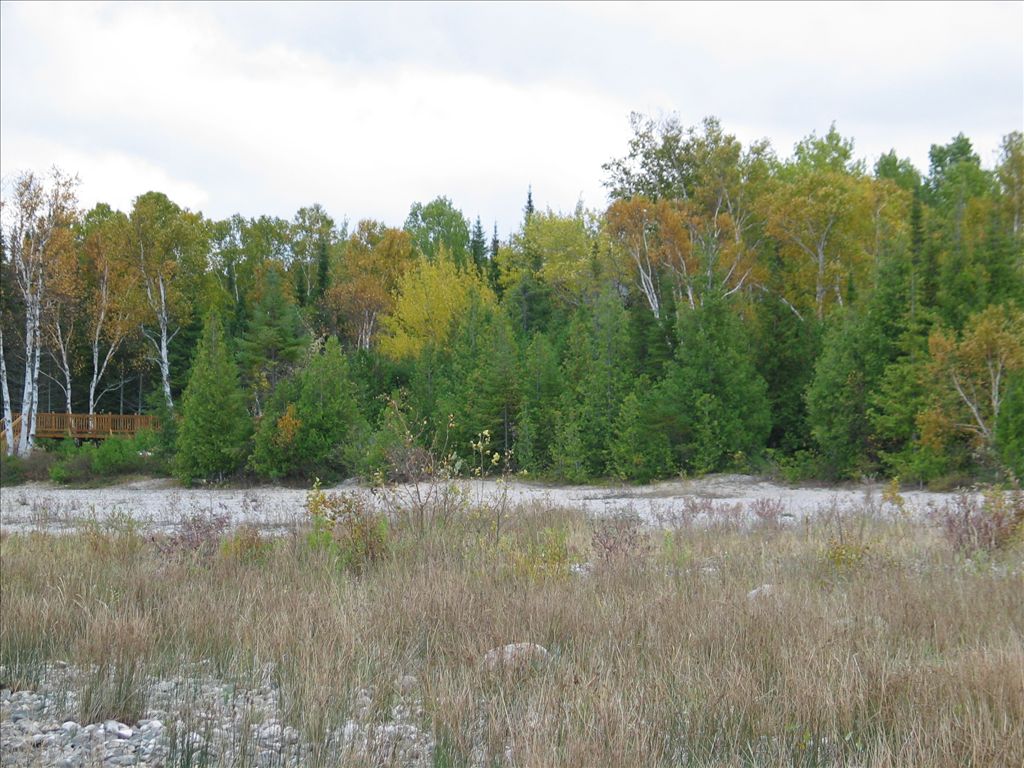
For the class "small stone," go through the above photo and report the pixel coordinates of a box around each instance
[747,583,774,601]
[104,719,133,739]
[482,642,550,673]
[31,732,45,746]
[396,675,418,695]
[340,721,359,744]
[61,720,79,733]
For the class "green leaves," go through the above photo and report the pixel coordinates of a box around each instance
[175,313,252,483]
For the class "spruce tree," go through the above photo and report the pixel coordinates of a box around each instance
[470,216,487,273]
[175,312,252,483]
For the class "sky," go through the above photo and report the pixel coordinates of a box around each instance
[1,1,1021,237]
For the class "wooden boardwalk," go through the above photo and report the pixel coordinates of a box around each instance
[2,412,158,450]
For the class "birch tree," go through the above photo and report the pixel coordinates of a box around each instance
[760,127,874,320]
[81,204,139,415]
[927,304,1024,455]
[129,192,205,412]
[42,228,82,414]
[0,169,78,455]
[604,116,773,314]
[326,220,414,350]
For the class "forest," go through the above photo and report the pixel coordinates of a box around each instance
[2,115,1022,486]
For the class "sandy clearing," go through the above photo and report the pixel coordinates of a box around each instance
[0,474,968,535]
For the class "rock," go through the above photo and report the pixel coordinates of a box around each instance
[396,675,419,695]
[61,720,80,733]
[747,583,774,601]
[104,719,133,739]
[481,643,550,673]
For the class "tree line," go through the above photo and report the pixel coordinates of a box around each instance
[2,115,1022,484]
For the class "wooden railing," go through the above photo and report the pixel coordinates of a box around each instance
[0,414,23,453]
[2,412,158,446]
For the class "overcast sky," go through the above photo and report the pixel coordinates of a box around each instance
[1,1,1021,236]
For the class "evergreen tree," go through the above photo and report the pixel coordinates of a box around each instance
[250,337,365,479]
[237,268,307,415]
[551,395,588,483]
[470,216,487,273]
[524,185,535,221]
[609,379,673,482]
[806,308,886,478]
[653,298,770,473]
[487,223,502,294]
[175,313,252,483]
[314,238,330,303]
[517,332,562,471]
[575,291,633,475]
[995,370,1024,480]
[753,293,820,453]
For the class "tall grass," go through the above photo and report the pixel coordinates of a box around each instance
[1,498,1022,766]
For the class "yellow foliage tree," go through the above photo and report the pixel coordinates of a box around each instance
[379,247,495,360]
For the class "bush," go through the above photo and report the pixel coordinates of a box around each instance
[219,524,273,565]
[47,431,163,485]
[932,488,1024,555]
[49,443,96,484]
[92,437,142,476]
[306,482,388,572]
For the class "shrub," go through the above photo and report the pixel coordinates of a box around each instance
[497,525,576,580]
[219,524,273,565]
[932,488,1024,554]
[92,436,142,476]
[0,454,25,486]
[154,512,230,561]
[591,512,650,569]
[306,482,389,572]
[49,443,96,484]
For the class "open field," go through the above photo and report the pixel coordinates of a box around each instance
[1,484,1022,767]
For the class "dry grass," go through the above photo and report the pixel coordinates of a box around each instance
[1,495,1023,767]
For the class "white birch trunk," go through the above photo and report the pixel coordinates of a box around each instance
[1,324,14,456]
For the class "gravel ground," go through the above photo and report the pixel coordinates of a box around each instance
[0,662,434,767]
[0,474,968,535]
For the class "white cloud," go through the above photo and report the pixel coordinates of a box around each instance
[1,1,1020,234]
[1,133,210,214]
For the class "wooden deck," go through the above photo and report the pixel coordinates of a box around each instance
[2,412,158,450]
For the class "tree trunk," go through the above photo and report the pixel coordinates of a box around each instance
[1,325,14,456]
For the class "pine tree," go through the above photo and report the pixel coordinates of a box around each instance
[488,223,502,295]
[524,185,535,221]
[551,395,588,483]
[315,238,330,303]
[175,313,252,483]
